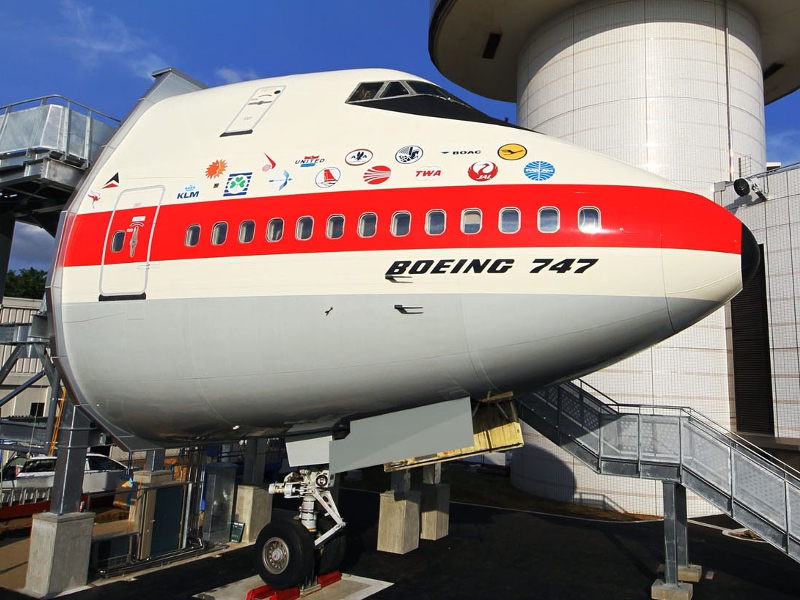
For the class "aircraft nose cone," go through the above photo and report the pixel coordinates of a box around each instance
[741,223,759,287]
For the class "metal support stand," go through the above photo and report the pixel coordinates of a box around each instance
[145,448,166,471]
[50,400,91,515]
[652,481,693,600]
[243,436,268,484]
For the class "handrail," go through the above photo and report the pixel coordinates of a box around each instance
[0,95,119,125]
[565,379,800,481]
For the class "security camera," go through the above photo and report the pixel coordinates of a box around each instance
[733,177,767,202]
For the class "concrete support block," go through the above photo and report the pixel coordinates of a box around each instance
[420,483,450,541]
[377,490,421,554]
[25,511,95,598]
[234,484,273,543]
[651,580,693,600]
[678,564,702,583]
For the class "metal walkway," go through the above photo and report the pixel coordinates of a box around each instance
[517,380,800,563]
[0,95,118,234]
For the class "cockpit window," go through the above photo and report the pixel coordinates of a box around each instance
[346,79,523,130]
[347,82,385,103]
[382,81,411,98]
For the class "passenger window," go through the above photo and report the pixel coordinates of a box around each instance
[296,216,314,240]
[392,211,411,236]
[267,218,283,242]
[538,207,559,233]
[426,210,446,235]
[239,220,255,243]
[185,225,200,247]
[499,208,520,233]
[578,207,601,233]
[110,230,125,252]
[359,213,377,238]
[462,209,482,234]
[211,222,228,245]
[327,215,345,239]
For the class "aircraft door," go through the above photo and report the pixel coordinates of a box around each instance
[99,185,165,299]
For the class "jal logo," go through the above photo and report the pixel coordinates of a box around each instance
[415,168,442,180]
[223,172,252,197]
[468,161,498,182]
[523,160,556,182]
[296,155,325,168]
[177,184,200,200]
[364,165,391,185]
[345,149,373,166]
[440,150,481,155]
[395,145,423,164]
[315,167,341,188]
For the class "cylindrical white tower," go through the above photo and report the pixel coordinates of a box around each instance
[430,0,800,516]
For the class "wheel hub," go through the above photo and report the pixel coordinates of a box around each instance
[264,537,289,574]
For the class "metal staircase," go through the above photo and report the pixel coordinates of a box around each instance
[517,380,800,562]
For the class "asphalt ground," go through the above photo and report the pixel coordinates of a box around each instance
[3,488,800,600]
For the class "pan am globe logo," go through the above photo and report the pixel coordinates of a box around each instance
[523,161,555,182]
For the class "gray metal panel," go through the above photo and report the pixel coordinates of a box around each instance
[329,397,473,473]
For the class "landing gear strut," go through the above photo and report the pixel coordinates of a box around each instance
[253,468,346,590]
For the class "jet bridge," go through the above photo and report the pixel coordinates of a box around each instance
[517,380,800,598]
[0,95,118,298]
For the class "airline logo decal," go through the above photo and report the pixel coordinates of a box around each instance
[270,170,293,191]
[177,184,200,200]
[498,144,527,161]
[102,173,120,189]
[223,172,253,197]
[262,154,276,172]
[345,149,373,166]
[88,191,101,208]
[315,167,341,188]
[296,155,324,168]
[395,145,423,164]
[205,159,228,178]
[524,161,556,182]
[364,166,391,185]
[414,167,442,180]
[468,161,498,182]
[440,150,481,155]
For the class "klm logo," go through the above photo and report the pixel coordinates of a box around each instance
[177,190,200,200]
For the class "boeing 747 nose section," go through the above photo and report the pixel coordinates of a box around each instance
[661,190,757,333]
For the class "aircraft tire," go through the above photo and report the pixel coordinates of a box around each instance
[254,519,313,589]
[316,515,346,575]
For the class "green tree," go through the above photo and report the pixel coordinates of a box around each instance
[4,268,47,299]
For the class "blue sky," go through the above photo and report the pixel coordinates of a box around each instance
[2,0,798,271]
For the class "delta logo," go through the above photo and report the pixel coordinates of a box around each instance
[414,167,442,181]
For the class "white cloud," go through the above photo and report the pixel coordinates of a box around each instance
[215,67,260,84]
[56,0,168,79]
[767,129,800,167]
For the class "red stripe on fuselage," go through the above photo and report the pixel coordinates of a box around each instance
[61,184,740,267]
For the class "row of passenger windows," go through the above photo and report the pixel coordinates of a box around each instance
[179,207,602,248]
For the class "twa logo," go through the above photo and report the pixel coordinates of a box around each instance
[468,161,498,182]
[414,168,442,180]
[364,165,391,185]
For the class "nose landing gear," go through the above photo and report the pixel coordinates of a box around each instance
[253,468,346,590]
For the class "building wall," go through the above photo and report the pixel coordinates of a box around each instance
[0,296,50,420]
[511,0,766,516]
[716,165,800,441]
